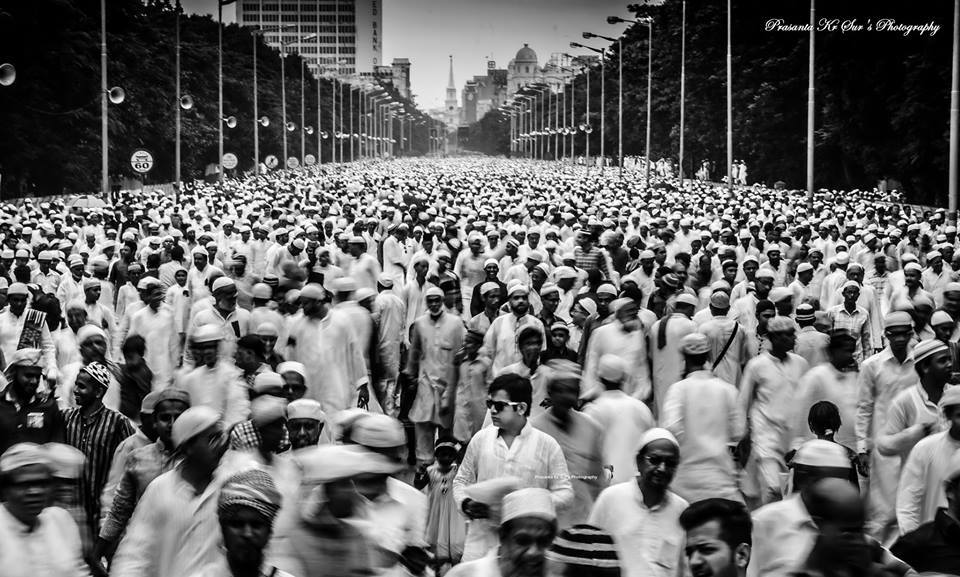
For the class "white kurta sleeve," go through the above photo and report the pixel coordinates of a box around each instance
[895,439,929,535]
[109,478,161,577]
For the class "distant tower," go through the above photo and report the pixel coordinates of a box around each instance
[445,55,457,113]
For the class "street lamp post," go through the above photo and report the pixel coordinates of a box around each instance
[571,42,606,170]
[807,0,815,207]
[217,0,237,183]
[950,0,959,222]
[101,0,108,196]
[175,0,182,196]
[727,0,733,196]
[586,31,622,175]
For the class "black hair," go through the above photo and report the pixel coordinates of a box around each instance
[488,373,533,417]
[146,253,161,269]
[122,334,147,357]
[237,334,266,358]
[807,401,842,437]
[755,299,775,316]
[517,326,543,346]
[679,498,752,550]
[170,244,185,262]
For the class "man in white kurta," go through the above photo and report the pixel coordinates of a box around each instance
[127,279,179,389]
[374,276,406,416]
[287,283,374,414]
[661,333,745,503]
[791,332,860,452]
[738,317,809,506]
[648,296,697,416]
[479,285,545,379]
[583,355,656,484]
[177,325,251,428]
[453,373,573,562]
[582,298,651,400]
[896,389,960,536]
[406,288,465,467]
[856,311,917,543]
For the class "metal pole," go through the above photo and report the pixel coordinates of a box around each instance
[555,86,560,160]
[562,85,566,160]
[218,1,224,182]
[950,0,959,224]
[281,51,287,165]
[300,58,305,165]
[330,78,336,162]
[339,81,344,161]
[350,87,354,161]
[726,0,733,195]
[806,0,815,207]
[253,30,259,174]
[586,66,591,168]
[644,23,652,186]
[175,0,182,198]
[101,0,108,197]
[571,76,575,163]
[679,0,686,185]
[618,38,623,176]
[317,76,321,163]
[600,53,605,170]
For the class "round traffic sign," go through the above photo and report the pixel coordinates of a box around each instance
[222,152,238,170]
[130,149,154,174]
[304,154,316,166]
[264,155,279,169]
[286,156,300,169]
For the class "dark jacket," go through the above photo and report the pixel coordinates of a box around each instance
[891,508,960,575]
[0,391,66,453]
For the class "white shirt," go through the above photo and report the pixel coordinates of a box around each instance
[0,505,88,577]
[588,481,688,577]
[896,430,960,535]
[661,369,745,502]
[738,351,810,458]
[583,390,655,485]
[582,320,650,400]
[747,495,817,577]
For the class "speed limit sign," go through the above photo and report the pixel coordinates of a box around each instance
[130,150,154,174]
[222,152,238,170]
[264,155,279,169]
[304,154,316,166]
[286,156,300,169]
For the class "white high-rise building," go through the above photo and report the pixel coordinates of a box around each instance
[237,0,382,76]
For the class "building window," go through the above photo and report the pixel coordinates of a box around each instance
[339,36,355,44]
[263,3,278,10]
[261,14,279,21]
[281,14,298,21]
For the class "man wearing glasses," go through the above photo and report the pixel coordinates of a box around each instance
[588,428,688,577]
[453,373,573,563]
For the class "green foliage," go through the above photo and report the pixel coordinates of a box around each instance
[0,0,429,197]
[466,0,953,204]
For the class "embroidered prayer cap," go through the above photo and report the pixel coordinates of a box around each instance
[502,488,556,525]
[81,362,112,390]
[546,524,620,570]
[218,468,283,522]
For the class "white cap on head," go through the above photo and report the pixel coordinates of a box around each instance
[637,428,679,454]
[792,439,850,469]
[501,488,556,525]
[171,406,221,449]
[287,399,325,422]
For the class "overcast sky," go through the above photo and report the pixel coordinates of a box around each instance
[181,0,636,110]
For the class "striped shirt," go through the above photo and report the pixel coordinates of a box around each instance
[64,404,134,539]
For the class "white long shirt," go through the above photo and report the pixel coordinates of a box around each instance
[896,430,960,535]
[128,303,179,389]
[738,351,810,459]
[582,320,650,400]
[583,389,655,485]
[177,361,250,428]
[0,505,88,577]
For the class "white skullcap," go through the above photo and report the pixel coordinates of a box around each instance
[171,406,221,449]
[767,316,797,333]
[253,371,284,394]
[137,277,161,290]
[252,283,272,300]
[938,386,960,410]
[45,443,86,479]
[297,444,402,483]
[425,286,445,300]
[637,428,679,454]
[211,277,236,293]
[355,287,376,303]
[484,258,499,268]
[277,361,306,378]
[0,443,51,474]
[598,354,626,383]
[932,310,954,326]
[680,333,711,355]
[76,324,107,344]
[501,488,556,525]
[287,399,325,422]
[351,414,405,448]
[330,277,357,293]
[192,323,223,343]
[256,322,279,337]
[675,293,698,307]
[596,284,618,297]
[300,283,325,301]
[884,311,913,328]
[481,281,500,295]
[7,282,29,296]
[250,395,288,427]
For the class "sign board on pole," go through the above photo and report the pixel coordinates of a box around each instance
[286,157,300,169]
[264,155,279,169]
[304,154,316,166]
[130,150,154,174]
[222,152,238,170]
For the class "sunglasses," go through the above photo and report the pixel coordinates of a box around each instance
[486,399,521,413]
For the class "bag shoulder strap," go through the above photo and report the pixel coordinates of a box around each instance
[712,321,739,370]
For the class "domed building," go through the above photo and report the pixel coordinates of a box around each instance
[507,44,543,95]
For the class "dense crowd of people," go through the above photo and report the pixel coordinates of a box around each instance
[0,156,958,577]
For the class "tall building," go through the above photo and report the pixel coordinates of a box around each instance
[440,55,460,129]
[236,0,383,76]
[460,60,508,125]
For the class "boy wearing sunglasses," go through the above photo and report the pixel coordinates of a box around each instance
[453,373,574,563]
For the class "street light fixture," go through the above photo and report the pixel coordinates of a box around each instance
[585,30,624,175]
[606,15,654,185]
[570,42,604,170]
[0,63,14,86]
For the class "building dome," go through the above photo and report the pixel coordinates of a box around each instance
[515,44,538,63]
